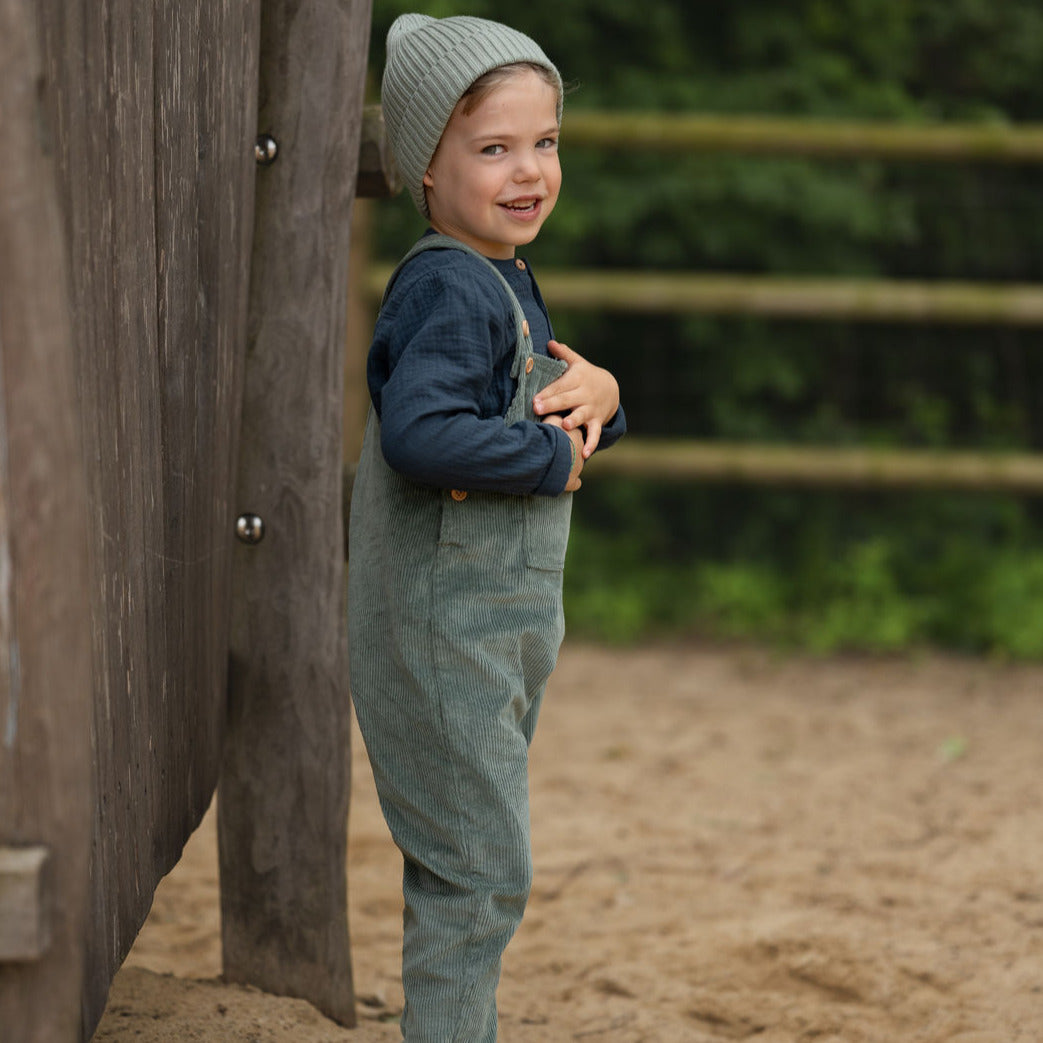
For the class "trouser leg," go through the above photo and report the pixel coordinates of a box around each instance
[399,816,530,1043]
[356,673,540,1043]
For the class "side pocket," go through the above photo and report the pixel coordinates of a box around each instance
[439,488,526,560]
[437,489,464,547]
[524,492,573,572]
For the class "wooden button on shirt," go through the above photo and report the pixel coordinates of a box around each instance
[525,357,534,374]
[451,489,468,502]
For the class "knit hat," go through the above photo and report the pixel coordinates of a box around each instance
[382,14,563,217]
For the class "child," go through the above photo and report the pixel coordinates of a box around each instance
[348,14,626,1041]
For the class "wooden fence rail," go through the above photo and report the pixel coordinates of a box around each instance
[363,265,1043,326]
[561,110,1043,163]
[586,439,1043,493]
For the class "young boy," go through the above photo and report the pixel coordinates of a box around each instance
[348,14,626,1042]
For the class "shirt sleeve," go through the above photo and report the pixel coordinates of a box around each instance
[373,263,573,496]
[596,403,627,452]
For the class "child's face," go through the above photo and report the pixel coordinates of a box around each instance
[422,68,561,259]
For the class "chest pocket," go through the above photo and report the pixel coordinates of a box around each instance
[506,350,573,572]
[505,349,565,425]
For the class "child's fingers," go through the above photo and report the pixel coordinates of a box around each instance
[533,381,582,416]
[547,339,579,363]
[559,404,593,431]
[534,349,598,415]
[582,419,602,458]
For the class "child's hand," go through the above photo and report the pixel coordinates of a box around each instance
[532,340,620,459]
[541,414,584,492]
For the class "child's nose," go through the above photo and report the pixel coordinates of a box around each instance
[513,149,542,181]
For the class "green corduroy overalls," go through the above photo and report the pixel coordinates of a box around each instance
[348,235,572,1042]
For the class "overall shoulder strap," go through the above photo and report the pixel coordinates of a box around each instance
[380,235,533,374]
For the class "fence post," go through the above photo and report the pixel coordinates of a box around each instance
[0,1,92,1039]
[218,0,372,1025]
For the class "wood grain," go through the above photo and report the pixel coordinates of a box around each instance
[0,1,92,1037]
[218,0,372,1027]
[32,1,260,1034]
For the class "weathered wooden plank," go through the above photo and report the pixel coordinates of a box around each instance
[152,1,206,867]
[0,2,92,1039]
[149,0,260,874]
[51,1,170,1020]
[219,0,371,1026]
[102,4,166,994]
[35,1,261,1034]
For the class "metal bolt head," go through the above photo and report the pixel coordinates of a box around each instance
[254,134,278,165]
[236,513,265,545]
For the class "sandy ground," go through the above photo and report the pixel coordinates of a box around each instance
[95,642,1043,1042]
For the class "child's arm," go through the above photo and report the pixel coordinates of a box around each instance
[375,260,577,497]
[532,339,622,459]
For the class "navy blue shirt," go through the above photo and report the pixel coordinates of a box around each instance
[368,239,626,497]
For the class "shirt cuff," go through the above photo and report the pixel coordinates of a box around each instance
[595,405,627,452]
[532,425,574,496]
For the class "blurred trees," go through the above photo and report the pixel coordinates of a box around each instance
[366,1,1043,654]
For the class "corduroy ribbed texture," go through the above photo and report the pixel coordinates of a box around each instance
[348,238,571,1041]
[381,14,563,217]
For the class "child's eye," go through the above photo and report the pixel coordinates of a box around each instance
[481,144,506,155]
[536,137,558,150]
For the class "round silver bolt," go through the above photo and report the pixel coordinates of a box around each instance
[254,134,278,165]
[236,513,266,545]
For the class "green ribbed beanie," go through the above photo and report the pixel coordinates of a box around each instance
[382,13,563,218]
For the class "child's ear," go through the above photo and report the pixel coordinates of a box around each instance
[423,169,434,188]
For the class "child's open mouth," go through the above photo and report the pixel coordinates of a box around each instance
[502,199,539,214]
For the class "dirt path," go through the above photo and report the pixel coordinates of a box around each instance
[96,642,1043,1041]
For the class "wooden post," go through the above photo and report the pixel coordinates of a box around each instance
[218,0,371,1026]
[344,197,374,466]
[0,1,93,1039]
[345,106,402,524]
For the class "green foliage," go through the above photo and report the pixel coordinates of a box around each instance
[564,482,1043,658]
[367,0,1043,656]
